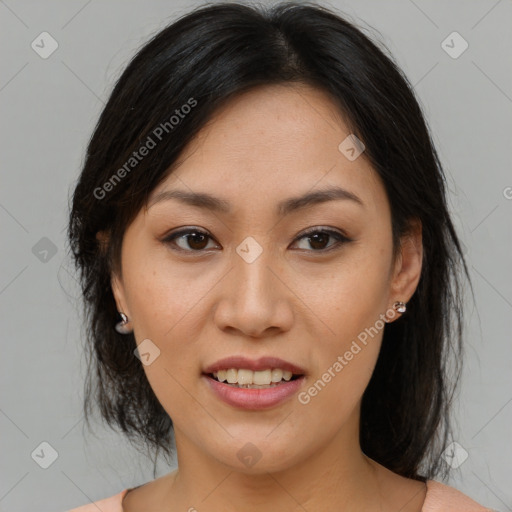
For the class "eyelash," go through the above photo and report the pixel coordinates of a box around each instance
[162,226,352,255]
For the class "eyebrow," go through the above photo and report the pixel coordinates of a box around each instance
[148,185,364,216]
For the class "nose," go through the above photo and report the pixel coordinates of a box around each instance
[213,240,294,339]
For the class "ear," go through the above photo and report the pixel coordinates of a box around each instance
[96,230,131,318]
[111,272,131,318]
[388,218,423,312]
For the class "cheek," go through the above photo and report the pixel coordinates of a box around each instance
[295,239,389,406]
[297,352,380,452]
[121,261,207,400]
[295,238,391,336]
[124,251,211,340]
[299,322,383,426]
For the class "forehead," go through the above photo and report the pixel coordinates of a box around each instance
[149,84,386,216]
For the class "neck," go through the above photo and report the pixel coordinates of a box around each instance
[166,421,382,512]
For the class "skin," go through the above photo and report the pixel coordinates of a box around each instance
[107,83,425,511]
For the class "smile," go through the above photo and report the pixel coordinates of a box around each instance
[211,368,298,387]
[202,356,307,409]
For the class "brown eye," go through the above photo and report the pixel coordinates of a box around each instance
[163,228,218,252]
[163,226,351,255]
[292,228,351,252]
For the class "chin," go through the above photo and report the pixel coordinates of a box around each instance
[207,437,307,475]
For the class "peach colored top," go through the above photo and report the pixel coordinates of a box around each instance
[66,480,494,511]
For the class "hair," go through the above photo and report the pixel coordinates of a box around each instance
[67,0,473,481]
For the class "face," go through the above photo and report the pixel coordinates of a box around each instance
[109,84,422,474]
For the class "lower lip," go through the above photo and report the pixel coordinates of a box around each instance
[203,374,305,410]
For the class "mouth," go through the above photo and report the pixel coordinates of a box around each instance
[202,356,306,410]
[204,368,303,388]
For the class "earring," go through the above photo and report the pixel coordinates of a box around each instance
[384,301,407,323]
[115,312,132,334]
[393,301,407,314]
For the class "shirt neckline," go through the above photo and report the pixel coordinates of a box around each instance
[121,480,430,510]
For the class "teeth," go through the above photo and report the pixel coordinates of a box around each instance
[226,369,237,384]
[254,369,271,385]
[212,368,296,386]
[271,369,283,382]
[237,369,253,385]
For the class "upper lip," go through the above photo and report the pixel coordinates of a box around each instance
[203,356,306,375]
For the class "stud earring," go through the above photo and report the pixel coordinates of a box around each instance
[393,301,407,314]
[114,312,132,334]
[384,301,407,323]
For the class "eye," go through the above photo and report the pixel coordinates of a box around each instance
[163,228,219,252]
[291,227,351,252]
[162,226,352,254]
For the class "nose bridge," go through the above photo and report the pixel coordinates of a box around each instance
[213,234,292,337]
[232,235,278,305]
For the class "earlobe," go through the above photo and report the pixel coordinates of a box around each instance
[111,274,133,334]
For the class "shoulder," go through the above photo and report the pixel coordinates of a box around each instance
[423,480,495,511]
[66,488,128,512]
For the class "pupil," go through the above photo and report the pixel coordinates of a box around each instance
[310,233,328,250]
[189,232,207,250]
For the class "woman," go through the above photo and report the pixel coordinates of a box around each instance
[66,2,493,510]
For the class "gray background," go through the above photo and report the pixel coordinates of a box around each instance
[1,0,511,510]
